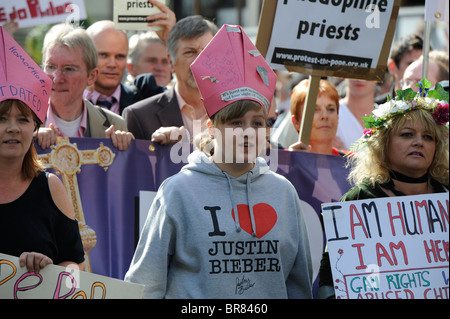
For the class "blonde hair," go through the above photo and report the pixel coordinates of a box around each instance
[0,99,44,180]
[347,108,449,186]
[194,100,266,156]
[42,23,98,72]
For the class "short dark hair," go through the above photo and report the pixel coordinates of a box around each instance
[390,33,424,67]
[166,15,218,62]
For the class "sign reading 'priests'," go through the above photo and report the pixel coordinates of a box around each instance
[256,0,400,81]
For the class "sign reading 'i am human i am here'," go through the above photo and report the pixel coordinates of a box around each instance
[322,193,449,299]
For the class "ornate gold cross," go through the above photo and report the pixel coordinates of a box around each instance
[38,137,115,273]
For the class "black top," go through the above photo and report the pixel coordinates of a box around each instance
[318,178,449,299]
[0,171,85,265]
[119,73,165,115]
[340,178,448,201]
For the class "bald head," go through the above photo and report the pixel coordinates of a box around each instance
[86,20,129,96]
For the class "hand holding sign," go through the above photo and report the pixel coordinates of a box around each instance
[146,0,176,44]
[114,0,174,40]
[0,253,144,299]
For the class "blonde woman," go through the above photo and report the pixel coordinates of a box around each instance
[318,79,449,299]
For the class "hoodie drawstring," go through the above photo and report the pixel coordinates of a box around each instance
[246,172,257,237]
[225,173,241,233]
[224,171,257,237]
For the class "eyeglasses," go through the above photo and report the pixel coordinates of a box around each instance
[43,64,81,77]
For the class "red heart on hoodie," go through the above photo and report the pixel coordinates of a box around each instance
[231,203,278,238]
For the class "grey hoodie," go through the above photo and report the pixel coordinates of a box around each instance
[125,151,313,298]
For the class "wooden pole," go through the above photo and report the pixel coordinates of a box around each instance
[298,75,320,145]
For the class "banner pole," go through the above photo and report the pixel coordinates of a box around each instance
[422,20,431,79]
[298,75,320,145]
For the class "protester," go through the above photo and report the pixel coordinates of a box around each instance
[126,31,172,87]
[318,80,449,299]
[125,25,313,299]
[379,33,424,99]
[401,50,449,91]
[84,20,163,115]
[84,2,174,114]
[288,79,349,156]
[36,23,134,151]
[145,0,177,45]
[123,15,218,142]
[335,79,377,150]
[0,26,85,274]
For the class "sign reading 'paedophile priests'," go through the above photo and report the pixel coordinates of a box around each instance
[256,0,400,81]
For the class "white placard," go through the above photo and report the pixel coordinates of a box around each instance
[113,0,166,31]
[0,253,144,299]
[257,0,399,80]
[0,0,87,29]
[322,193,449,299]
[425,0,449,22]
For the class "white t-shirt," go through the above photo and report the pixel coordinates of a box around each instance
[53,114,83,137]
[336,102,364,150]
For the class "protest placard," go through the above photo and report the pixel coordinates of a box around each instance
[256,0,400,81]
[0,0,86,29]
[425,0,449,22]
[113,0,167,31]
[322,193,449,299]
[0,253,144,299]
[255,0,400,145]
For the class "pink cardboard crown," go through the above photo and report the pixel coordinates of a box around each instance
[191,24,276,117]
[0,26,51,123]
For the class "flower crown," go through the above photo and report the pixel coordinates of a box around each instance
[350,78,449,152]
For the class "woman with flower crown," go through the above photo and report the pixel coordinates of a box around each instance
[317,79,449,299]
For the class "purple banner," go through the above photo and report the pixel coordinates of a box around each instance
[36,138,351,295]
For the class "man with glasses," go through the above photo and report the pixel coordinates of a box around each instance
[36,23,134,151]
[401,50,449,92]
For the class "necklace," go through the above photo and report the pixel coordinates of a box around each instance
[381,171,430,196]
[389,170,429,184]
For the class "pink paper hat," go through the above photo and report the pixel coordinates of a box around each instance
[0,26,51,123]
[191,24,276,117]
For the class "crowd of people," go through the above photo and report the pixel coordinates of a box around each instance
[0,0,449,299]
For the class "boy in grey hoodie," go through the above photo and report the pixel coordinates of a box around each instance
[124,24,313,299]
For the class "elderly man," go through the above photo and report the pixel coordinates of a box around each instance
[36,23,134,151]
[84,2,175,115]
[123,16,218,143]
[84,20,163,115]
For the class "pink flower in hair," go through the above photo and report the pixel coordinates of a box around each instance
[432,103,449,125]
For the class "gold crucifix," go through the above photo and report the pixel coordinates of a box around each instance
[38,137,115,273]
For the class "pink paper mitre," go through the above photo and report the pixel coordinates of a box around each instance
[0,26,51,123]
[191,24,276,117]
